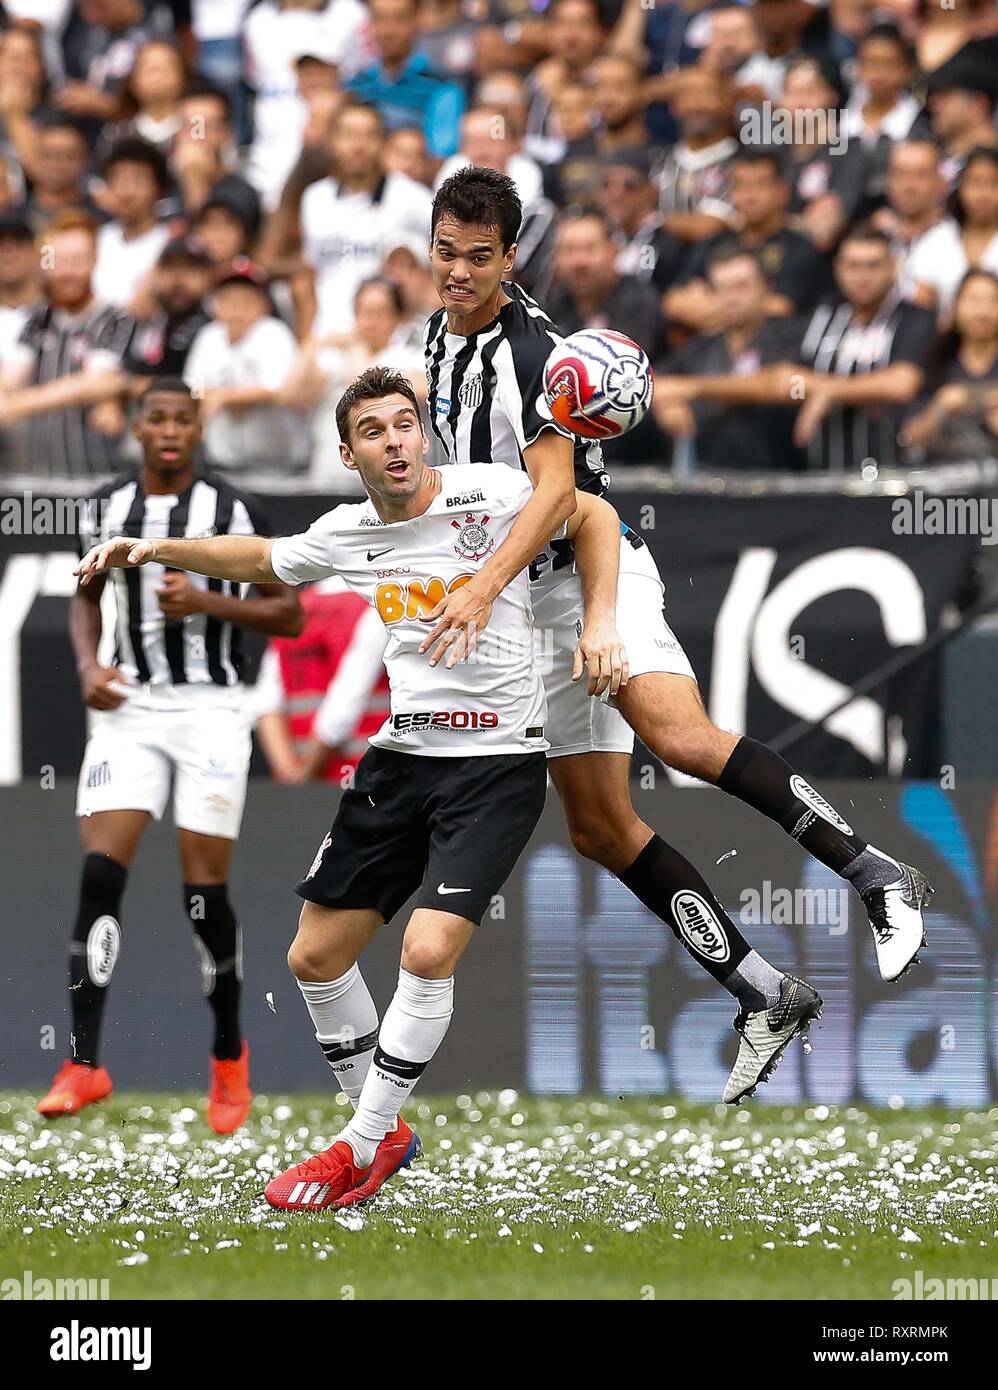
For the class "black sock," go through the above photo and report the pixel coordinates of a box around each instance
[69,854,127,1066]
[184,883,242,1061]
[718,737,875,875]
[619,834,783,1011]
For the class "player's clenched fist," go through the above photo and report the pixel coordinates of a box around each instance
[76,536,157,584]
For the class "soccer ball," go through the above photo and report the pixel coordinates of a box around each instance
[544,329,653,439]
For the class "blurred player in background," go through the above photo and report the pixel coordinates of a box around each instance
[38,378,303,1132]
[253,577,389,784]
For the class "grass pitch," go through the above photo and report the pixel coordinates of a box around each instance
[1,1091,996,1301]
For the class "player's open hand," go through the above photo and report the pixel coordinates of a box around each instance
[573,620,629,697]
[419,583,494,668]
[79,661,128,711]
[157,571,204,619]
[76,536,157,585]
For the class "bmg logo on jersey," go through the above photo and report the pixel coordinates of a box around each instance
[375,574,473,624]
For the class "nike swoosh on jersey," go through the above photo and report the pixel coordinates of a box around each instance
[367,547,395,561]
[437,883,471,894]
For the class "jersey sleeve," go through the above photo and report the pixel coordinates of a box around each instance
[269,511,344,586]
[495,333,574,453]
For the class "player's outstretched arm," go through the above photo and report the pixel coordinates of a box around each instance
[565,492,628,698]
[75,533,280,586]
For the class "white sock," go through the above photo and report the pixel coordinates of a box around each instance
[340,968,454,1167]
[297,966,379,1108]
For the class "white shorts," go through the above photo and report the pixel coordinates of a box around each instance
[76,686,252,840]
[533,531,696,759]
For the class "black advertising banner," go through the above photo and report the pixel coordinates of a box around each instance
[0,485,981,784]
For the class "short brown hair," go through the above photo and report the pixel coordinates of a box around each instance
[39,209,99,248]
[335,366,422,445]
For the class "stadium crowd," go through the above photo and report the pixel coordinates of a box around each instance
[0,0,996,479]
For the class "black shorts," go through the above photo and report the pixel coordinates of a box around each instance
[296,746,548,925]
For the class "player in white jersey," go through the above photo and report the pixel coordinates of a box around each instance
[77,365,624,1208]
[421,167,933,1103]
[38,378,304,1133]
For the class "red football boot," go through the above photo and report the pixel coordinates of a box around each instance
[335,1118,422,1208]
[264,1140,372,1211]
[207,1042,252,1134]
[37,1059,112,1118]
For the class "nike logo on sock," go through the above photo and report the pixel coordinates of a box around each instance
[437,883,471,895]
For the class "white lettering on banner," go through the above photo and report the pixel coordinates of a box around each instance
[0,552,79,786]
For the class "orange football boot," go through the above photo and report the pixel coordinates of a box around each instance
[335,1117,421,1208]
[207,1042,252,1134]
[37,1059,112,1117]
[264,1140,371,1210]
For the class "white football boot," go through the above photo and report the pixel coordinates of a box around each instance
[723,974,823,1105]
[860,862,932,982]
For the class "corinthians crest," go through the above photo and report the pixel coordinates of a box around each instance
[451,511,493,561]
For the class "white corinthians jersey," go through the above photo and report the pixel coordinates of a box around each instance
[270,464,547,756]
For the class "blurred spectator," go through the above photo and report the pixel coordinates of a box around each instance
[419,0,480,90]
[654,244,805,471]
[525,0,606,153]
[775,56,869,254]
[667,149,830,332]
[0,211,132,477]
[182,258,306,472]
[298,99,433,336]
[654,65,738,245]
[844,25,924,205]
[13,115,102,233]
[111,38,188,156]
[904,268,998,460]
[590,53,649,158]
[701,6,770,89]
[348,0,467,158]
[927,60,998,190]
[0,215,39,365]
[872,140,950,298]
[253,579,389,785]
[544,205,668,463]
[794,222,937,470]
[173,81,262,235]
[434,106,543,208]
[244,0,366,210]
[93,137,172,313]
[59,0,162,130]
[384,126,432,185]
[538,80,600,206]
[190,0,254,143]
[282,274,426,486]
[194,193,256,265]
[597,151,686,295]
[915,0,997,80]
[909,148,998,325]
[382,243,439,345]
[121,234,214,386]
[0,22,52,189]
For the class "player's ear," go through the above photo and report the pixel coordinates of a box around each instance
[339,440,358,472]
[132,412,143,441]
[505,241,517,273]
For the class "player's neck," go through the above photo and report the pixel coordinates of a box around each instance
[446,284,510,336]
[371,467,441,523]
[142,462,197,495]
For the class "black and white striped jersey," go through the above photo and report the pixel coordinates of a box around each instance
[8,299,134,477]
[78,470,271,690]
[424,281,607,490]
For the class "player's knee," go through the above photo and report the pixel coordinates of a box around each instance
[566,815,623,869]
[400,937,454,980]
[287,934,330,982]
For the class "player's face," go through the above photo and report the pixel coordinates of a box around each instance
[341,393,428,502]
[430,215,515,322]
[134,392,202,471]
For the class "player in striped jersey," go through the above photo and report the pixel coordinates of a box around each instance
[421,167,932,1103]
[37,378,304,1131]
